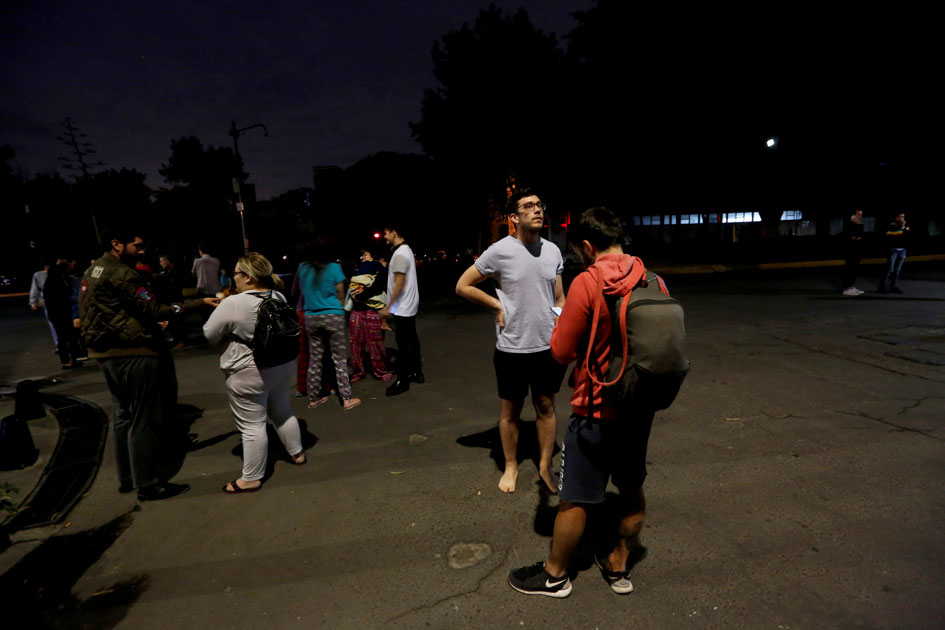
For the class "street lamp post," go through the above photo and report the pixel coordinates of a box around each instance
[228,120,268,253]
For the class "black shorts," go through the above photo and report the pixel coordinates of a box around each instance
[557,412,655,504]
[493,348,566,402]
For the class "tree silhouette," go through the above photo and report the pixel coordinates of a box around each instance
[74,168,152,241]
[155,136,246,256]
[410,5,566,206]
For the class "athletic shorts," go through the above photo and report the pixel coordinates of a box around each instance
[493,348,566,402]
[557,412,655,504]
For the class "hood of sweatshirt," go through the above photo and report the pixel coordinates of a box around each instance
[589,253,642,297]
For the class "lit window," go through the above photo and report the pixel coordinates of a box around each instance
[781,210,803,220]
[722,212,762,224]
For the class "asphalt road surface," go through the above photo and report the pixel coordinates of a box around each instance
[1,266,943,629]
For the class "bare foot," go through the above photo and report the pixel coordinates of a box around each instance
[540,469,558,494]
[291,451,307,465]
[498,468,518,493]
[342,397,362,411]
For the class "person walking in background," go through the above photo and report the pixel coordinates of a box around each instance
[43,261,84,369]
[456,188,565,494]
[841,210,865,296]
[380,222,423,396]
[203,252,306,493]
[29,260,59,351]
[877,212,910,294]
[64,255,89,361]
[154,254,186,346]
[192,244,221,297]
[349,249,393,383]
[297,240,360,411]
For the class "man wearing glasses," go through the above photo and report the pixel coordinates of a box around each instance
[456,188,566,494]
[81,229,219,501]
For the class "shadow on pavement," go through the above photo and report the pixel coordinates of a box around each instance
[455,422,561,474]
[187,430,239,452]
[156,404,206,483]
[0,512,147,629]
[228,418,319,484]
[530,490,650,582]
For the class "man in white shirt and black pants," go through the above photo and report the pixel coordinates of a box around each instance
[380,222,423,396]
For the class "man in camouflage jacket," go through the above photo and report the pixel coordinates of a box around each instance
[80,229,218,501]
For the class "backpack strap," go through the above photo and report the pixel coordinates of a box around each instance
[235,291,275,347]
[584,257,646,389]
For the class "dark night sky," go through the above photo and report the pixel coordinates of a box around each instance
[1,0,590,198]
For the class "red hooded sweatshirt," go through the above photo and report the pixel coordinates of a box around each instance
[551,253,649,420]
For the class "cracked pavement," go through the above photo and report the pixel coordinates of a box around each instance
[2,265,943,629]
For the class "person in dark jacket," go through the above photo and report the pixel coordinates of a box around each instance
[43,262,83,369]
[841,210,865,296]
[80,229,219,501]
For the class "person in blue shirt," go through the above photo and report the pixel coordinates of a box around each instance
[296,240,361,411]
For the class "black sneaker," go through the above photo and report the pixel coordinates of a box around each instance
[385,379,410,397]
[594,553,634,594]
[508,562,572,598]
[408,371,425,384]
[137,481,190,502]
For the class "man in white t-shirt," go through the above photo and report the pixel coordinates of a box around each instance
[456,188,566,493]
[380,222,422,396]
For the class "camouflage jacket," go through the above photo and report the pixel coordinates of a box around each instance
[79,254,202,358]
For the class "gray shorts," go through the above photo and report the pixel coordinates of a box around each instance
[557,412,655,504]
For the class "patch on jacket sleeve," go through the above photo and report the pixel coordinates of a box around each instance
[81,279,88,292]
[91,266,104,278]
[136,286,153,301]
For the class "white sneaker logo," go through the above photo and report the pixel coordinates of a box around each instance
[546,578,566,588]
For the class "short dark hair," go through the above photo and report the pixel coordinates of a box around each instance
[383,221,407,239]
[568,207,623,251]
[101,227,140,251]
[507,187,540,215]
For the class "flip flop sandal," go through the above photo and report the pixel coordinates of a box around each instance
[342,398,362,411]
[307,397,330,409]
[290,452,307,466]
[223,479,261,494]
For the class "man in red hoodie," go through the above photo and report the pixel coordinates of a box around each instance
[509,207,654,598]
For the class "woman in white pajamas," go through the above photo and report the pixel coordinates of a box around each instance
[204,252,306,493]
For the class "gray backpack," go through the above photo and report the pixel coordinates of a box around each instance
[585,260,689,412]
